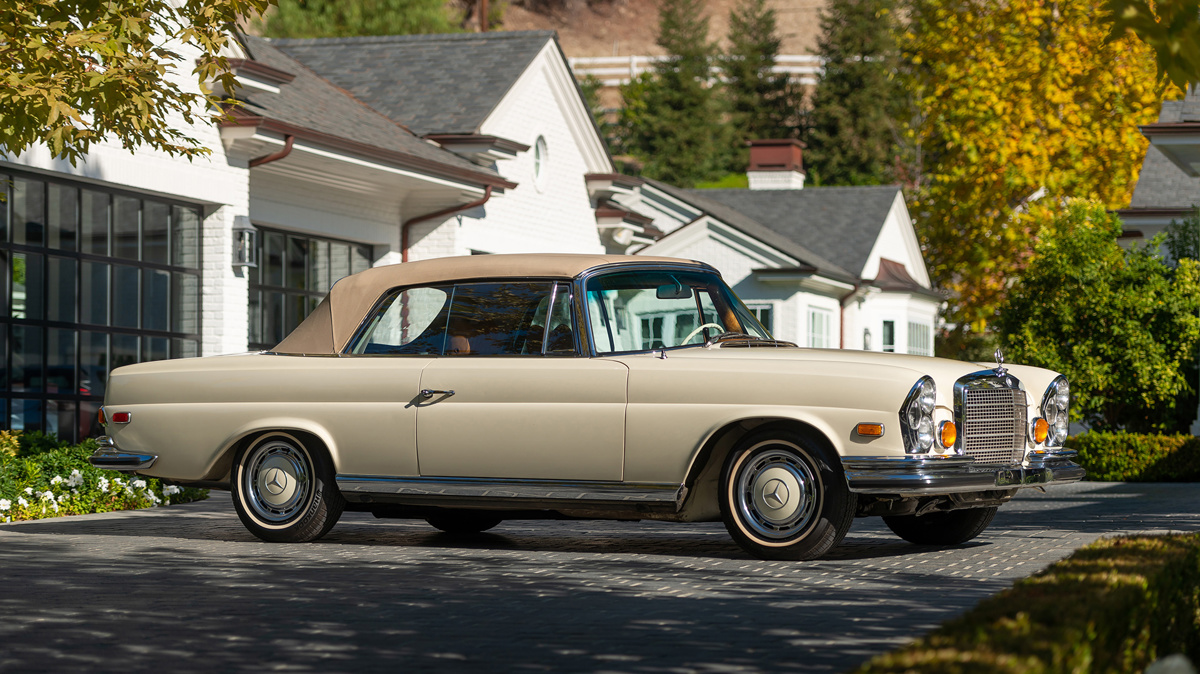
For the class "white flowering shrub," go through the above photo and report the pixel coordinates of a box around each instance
[0,432,207,523]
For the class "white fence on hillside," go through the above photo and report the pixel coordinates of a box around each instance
[568,54,823,87]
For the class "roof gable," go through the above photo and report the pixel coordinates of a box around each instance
[271,31,556,136]
[233,35,503,184]
[692,186,903,278]
[647,180,858,283]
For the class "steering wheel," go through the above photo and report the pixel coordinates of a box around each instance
[682,322,725,345]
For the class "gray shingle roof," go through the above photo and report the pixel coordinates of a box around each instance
[1129,92,1200,209]
[689,185,903,278]
[235,35,502,183]
[269,31,557,136]
[644,179,858,283]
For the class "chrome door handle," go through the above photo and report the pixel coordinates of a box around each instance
[420,389,455,400]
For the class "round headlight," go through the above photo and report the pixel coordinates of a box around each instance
[1055,379,1069,411]
[919,379,936,414]
[917,417,934,450]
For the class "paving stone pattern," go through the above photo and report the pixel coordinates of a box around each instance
[1,482,1198,673]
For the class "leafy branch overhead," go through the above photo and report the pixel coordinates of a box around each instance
[0,0,272,165]
[1105,0,1200,89]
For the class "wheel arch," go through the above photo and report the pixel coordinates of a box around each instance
[201,420,342,484]
[678,416,842,521]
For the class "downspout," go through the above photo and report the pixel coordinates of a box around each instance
[248,135,295,168]
[401,185,493,263]
[839,282,861,350]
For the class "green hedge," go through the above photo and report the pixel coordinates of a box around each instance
[1066,432,1200,482]
[0,431,207,522]
[856,534,1200,673]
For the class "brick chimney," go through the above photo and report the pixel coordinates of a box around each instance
[747,139,805,190]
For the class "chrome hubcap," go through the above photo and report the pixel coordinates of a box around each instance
[243,439,312,523]
[736,447,820,541]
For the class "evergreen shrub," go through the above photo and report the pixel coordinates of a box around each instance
[857,534,1200,673]
[1067,432,1200,482]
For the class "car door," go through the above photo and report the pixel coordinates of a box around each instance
[415,281,628,481]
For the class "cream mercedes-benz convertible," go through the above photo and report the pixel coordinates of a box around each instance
[90,254,1082,560]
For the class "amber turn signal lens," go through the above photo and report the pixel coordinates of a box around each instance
[98,407,107,427]
[939,420,957,448]
[856,423,884,437]
[1033,417,1049,444]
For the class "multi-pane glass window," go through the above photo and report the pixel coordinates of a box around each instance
[907,321,932,356]
[248,228,372,351]
[745,304,774,335]
[0,171,202,442]
[807,307,832,348]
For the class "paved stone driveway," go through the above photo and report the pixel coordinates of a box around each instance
[1,481,1198,673]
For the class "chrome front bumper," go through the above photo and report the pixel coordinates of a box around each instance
[88,436,158,472]
[843,450,1085,495]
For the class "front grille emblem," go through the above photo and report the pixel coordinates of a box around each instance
[994,348,1008,377]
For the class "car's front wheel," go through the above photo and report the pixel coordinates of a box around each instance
[883,506,998,545]
[231,433,344,543]
[720,430,855,561]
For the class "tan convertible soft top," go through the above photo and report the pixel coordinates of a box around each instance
[272,253,708,355]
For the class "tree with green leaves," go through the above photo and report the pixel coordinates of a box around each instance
[903,0,1163,335]
[721,0,798,163]
[0,0,271,165]
[804,0,904,187]
[263,0,466,38]
[1104,0,1200,89]
[617,0,732,187]
[999,201,1200,433]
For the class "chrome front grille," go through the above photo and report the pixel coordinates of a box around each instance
[961,385,1027,466]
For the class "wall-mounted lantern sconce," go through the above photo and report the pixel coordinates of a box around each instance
[863,328,872,351]
[233,216,258,268]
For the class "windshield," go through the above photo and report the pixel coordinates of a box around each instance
[585,269,771,354]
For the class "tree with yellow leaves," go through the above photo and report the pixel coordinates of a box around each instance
[902,0,1167,340]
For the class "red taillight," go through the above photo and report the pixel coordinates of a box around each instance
[98,407,107,427]
[110,411,131,424]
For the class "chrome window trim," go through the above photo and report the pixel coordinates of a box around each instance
[953,368,1027,459]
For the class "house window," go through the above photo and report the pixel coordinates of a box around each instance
[533,136,548,191]
[248,228,372,351]
[882,320,895,352]
[0,170,202,442]
[746,304,774,334]
[808,307,832,348]
[908,322,932,356]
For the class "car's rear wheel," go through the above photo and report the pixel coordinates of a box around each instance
[719,430,855,561]
[425,510,503,534]
[883,506,998,545]
[231,433,344,543]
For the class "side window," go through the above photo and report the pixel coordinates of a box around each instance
[443,282,555,356]
[545,283,576,355]
[349,286,451,355]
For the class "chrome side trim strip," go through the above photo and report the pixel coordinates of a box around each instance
[89,437,158,472]
[336,475,686,510]
[843,453,1085,495]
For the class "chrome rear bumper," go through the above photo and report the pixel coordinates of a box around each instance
[89,436,158,472]
[843,450,1085,495]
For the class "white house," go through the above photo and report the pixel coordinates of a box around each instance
[0,30,613,441]
[590,140,942,351]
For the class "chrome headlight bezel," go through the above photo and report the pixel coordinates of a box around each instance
[899,376,937,454]
[1040,375,1069,447]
